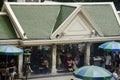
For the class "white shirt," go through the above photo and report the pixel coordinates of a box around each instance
[111,72,118,80]
[105,55,111,65]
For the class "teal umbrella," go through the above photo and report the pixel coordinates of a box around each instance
[99,41,120,52]
[73,65,112,80]
[0,45,23,55]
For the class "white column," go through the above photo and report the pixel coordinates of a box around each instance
[18,55,23,78]
[51,44,57,73]
[84,43,91,66]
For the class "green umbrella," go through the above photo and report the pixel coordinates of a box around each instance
[73,65,112,80]
[99,41,120,52]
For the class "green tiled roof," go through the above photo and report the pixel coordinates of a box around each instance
[0,15,17,39]
[11,5,60,39]
[82,4,120,36]
[53,5,76,32]
[10,5,75,39]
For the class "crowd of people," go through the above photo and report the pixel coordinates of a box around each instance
[99,52,120,80]
[63,51,120,80]
[63,52,84,72]
[0,59,17,80]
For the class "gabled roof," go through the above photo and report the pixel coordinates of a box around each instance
[51,2,120,39]
[1,2,120,46]
[81,3,120,37]
[50,6,95,39]
[2,2,76,40]
[0,12,17,39]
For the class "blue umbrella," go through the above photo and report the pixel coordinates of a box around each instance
[99,41,120,52]
[0,45,23,55]
[0,45,23,80]
[73,65,112,80]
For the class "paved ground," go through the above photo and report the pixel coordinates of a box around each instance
[15,73,82,80]
[29,74,81,80]
[16,73,81,80]
[15,73,120,80]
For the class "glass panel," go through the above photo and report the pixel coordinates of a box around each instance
[23,46,52,75]
[56,43,86,72]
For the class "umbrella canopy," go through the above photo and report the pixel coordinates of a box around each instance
[73,65,112,80]
[99,41,120,52]
[0,45,23,55]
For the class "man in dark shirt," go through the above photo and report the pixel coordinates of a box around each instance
[78,52,84,67]
[8,59,16,80]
